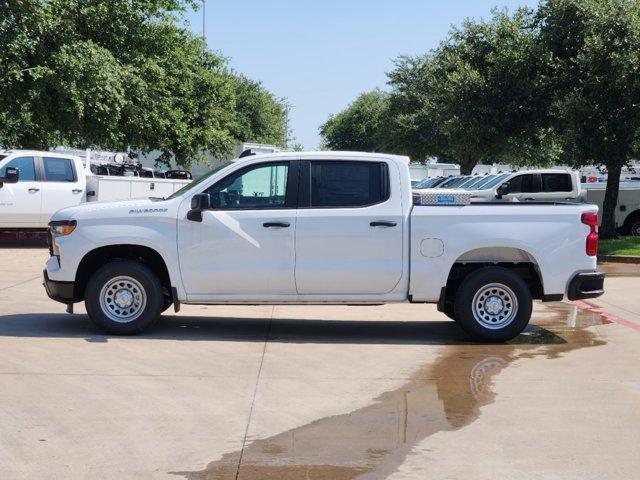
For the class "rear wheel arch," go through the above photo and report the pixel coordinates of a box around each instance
[74,244,172,302]
[439,247,543,318]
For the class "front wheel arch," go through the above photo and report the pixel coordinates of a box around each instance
[74,244,172,303]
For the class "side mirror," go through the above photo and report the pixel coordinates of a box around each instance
[0,166,19,187]
[496,182,511,199]
[187,193,211,222]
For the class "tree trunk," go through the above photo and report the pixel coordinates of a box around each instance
[600,162,622,239]
[459,160,475,175]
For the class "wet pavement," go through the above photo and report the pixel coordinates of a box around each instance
[0,248,639,480]
[175,303,608,480]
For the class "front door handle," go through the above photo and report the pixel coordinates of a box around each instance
[72,188,83,194]
[263,222,290,228]
[28,188,40,193]
[370,221,397,227]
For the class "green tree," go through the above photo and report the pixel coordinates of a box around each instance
[319,89,390,152]
[0,0,283,167]
[535,0,640,238]
[230,75,286,147]
[387,8,549,173]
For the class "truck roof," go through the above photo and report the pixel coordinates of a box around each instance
[0,149,81,160]
[240,150,410,165]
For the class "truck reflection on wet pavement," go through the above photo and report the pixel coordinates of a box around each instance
[174,302,608,480]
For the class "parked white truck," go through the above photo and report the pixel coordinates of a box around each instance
[43,152,604,342]
[0,149,191,228]
[583,181,640,236]
[414,169,583,203]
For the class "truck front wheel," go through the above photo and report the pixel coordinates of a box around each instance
[453,267,532,342]
[85,260,163,335]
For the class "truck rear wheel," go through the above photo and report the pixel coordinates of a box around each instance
[85,260,163,335]
[453,267,532,342]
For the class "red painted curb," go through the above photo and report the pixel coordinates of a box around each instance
[571,300,640,332]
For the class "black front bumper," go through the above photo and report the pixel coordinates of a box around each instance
[567,271,605,300]
[43,270,76,304]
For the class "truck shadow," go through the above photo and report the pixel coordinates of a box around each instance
[0,313,568,345]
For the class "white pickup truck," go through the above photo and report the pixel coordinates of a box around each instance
[43,151,604,342]
[414,169,583,202]
[0,149,190,228]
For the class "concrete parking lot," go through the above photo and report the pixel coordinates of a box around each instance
[0,247,639,480]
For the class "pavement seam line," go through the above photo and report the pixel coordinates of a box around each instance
[0,275,41,291]
[234,305,274,480]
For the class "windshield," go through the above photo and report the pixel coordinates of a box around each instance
[167,161,233,200]
[438,177,460,188]
[442,176,473,188]
[415,177,439,188]
[473,173,511,190]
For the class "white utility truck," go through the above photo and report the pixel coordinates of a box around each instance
[0,149,191,228]
[583,182,640,236]
[43,152,604,342]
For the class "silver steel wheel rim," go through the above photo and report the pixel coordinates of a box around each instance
[99,276,147,323]
[472,283,518,330]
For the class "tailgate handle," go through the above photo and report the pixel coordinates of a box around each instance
[263,222,290,228]
[370,221,397,227]
[72,188,83,194]
[28,187,40,193]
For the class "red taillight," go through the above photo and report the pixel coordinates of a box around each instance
[581,212,599,256]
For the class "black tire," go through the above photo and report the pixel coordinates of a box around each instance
[85,260,163,335]
[453,267,532,342]
[624,214,640,237]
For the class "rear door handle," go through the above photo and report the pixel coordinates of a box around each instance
[370,221,397,227]
[28,188,40,193]
[72,189,83,194]
[263,222,290,228]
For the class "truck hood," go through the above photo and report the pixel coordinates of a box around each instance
[50,198,173,222]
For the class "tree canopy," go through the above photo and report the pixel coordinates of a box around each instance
[536,0,640,237]
[319,89,390,152]
[321,0,640,236]
[0,0,285,166]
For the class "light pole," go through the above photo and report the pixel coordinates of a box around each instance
[202,0,206,44]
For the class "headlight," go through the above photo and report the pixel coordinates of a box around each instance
[48,220,77,257]
[49,220,77,237]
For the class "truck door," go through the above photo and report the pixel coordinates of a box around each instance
[177,161,298,298]
[0,156,42,227]
[294,159,404,295]
[38,156,84,223]
[502,173,539,201]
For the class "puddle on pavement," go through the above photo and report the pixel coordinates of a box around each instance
[175,302,608,480]
[599,262,640,277]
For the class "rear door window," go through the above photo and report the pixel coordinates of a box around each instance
[541,173,573,192]
[310,161,389,208]
[0,156,36,181]
[42,157,76,182]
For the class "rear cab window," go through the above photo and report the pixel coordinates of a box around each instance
[308,161,390,208]
[42,157,76,182]
[541,173,573,192]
